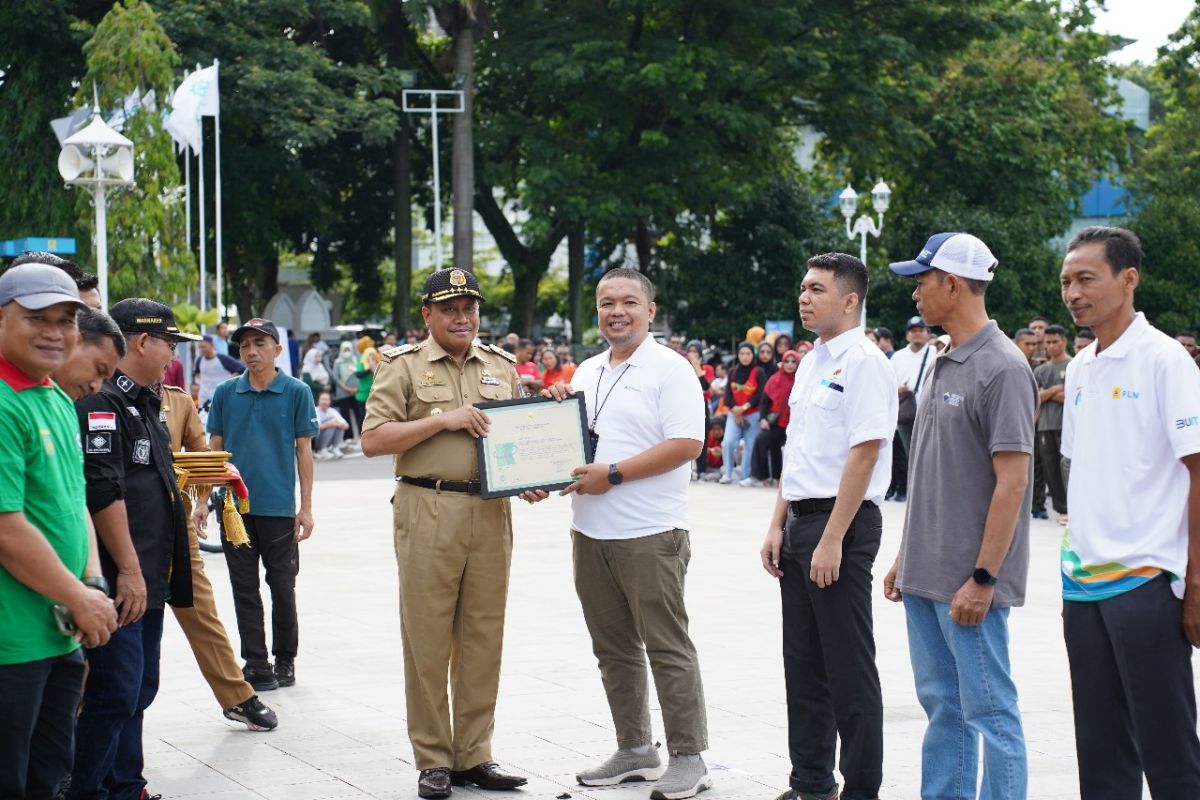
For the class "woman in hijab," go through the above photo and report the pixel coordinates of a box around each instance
[744,349,800,487]
[720,341,766,484]
[301,344,332,402]
[756,340,779,380]
[686,340,716,477]
[332,341,362,438]
[773,333,794,362]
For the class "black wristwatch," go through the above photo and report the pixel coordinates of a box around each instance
[608,463,624,486]
[82,575,111,595]
[972,567,998,586]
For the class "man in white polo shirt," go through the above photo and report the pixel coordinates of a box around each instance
[1059,226,1200,798]
[759,253,897,800]
[538,267,709,800]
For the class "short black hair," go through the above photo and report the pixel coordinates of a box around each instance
[1029,315,1050,325]
[598,267,656,303]
[874,326,894,343]
[1176,331,1196,340]
[1013,327,1035,339]
[806,252,867,309]
[518,338,533,349]
[934,270,989,296]
[1076,327,1096,341]
[11,251,97,292]
[77,307,127,358]
[1044,324,1067,338]
[1067,226,1143,275]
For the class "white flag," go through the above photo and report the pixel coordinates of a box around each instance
[165,64,219,151]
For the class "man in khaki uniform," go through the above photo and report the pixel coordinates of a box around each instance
[362,268,526,799]
[160,382,279,731]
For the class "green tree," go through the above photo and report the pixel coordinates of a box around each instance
[75,0,195,300]
[1125,5,1200,333]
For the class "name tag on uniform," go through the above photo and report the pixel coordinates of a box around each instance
[159,409,168,423]
[481,376,501,386]
[87,412,116,431]
[819,379,844,393]
[127,406,140,417]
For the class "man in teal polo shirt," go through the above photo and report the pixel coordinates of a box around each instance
[207,318,318,691]
[0,263,117,799]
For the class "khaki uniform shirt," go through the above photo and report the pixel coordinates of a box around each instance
[162,384,208,453]
[363,337,522,480]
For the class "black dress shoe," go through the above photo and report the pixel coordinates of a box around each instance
[450,762,528,790]
[419,768,453,799]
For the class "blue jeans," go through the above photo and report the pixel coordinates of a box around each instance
[903,595,1026,800]
[69,609,164,800]
[722,411,760,480]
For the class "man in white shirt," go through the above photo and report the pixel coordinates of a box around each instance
[193,335,244,409]
[759,253,897,800]
[536,268,709,800]
[1059,226,1200,798]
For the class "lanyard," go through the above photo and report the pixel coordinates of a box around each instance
[590,363,632,431]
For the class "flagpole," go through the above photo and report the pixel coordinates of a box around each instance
[213,59,224,319]
[184,142,191,260]
[198,110,207,313]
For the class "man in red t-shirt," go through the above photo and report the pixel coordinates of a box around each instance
[513,338,541,394]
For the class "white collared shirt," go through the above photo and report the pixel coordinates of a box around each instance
[1061,312,1200,600]
[781,326,898,505]
[570,335,705,539]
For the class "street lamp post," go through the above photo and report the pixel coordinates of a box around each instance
[402,88,464,270]
[57,99,135,308]
[839,179,891,324]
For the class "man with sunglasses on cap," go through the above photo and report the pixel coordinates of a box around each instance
[882,233,1037,800]
[206,317,319,693]
[0,263,117,800]
[362,267,527,799]
[70,299,199,800]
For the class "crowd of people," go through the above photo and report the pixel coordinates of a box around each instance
[3,222,1200,800]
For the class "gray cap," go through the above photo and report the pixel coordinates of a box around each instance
[0,263,86,310]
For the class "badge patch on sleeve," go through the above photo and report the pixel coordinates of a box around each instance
[87,412,116,431]
[132,438,151,464]
[86,432,112,454]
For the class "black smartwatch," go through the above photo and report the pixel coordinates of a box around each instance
[608,463,624,486]
[972,567,998,586]
[82,575,111,595]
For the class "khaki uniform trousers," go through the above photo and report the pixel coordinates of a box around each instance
[394,485,513,771]
[169,495,257,709]
[572,528,708,755]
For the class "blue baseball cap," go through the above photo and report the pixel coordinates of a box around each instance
[890,232,998,281]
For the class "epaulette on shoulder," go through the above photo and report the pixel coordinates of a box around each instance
[484,343,517,363]
[162,384,187,395]
[381,342,421,360]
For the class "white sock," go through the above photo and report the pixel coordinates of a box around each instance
[628,743,655,755]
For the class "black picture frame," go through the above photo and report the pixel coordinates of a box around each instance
[474,394,594,499]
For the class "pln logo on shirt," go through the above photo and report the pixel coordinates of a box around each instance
[942,392,963,407]
[1110,386,1140,401]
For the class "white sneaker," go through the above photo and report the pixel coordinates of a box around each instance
[738,477,763,488]
[577,746,665,787]
[650,754,711,800]
[313,449,331,462]
[717,475,732,485]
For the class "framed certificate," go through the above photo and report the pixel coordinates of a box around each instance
[474,395,594,499]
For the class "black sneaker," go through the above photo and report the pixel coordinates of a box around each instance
[243,663,279,692]
[275,657,295,687]
[223,695,279,731]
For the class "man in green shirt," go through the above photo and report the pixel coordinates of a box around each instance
[0,262,117,799]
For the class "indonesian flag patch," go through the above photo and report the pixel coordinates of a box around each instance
[87,412,116,431]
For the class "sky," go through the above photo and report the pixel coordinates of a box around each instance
[1094,0,1195,63]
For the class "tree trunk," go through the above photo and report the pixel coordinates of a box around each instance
[568,227,585,345]
[634,219,652,272]
[393,114,413,333]
[509,264,541,337]
[451,19,475,269]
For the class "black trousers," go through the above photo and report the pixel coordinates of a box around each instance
[751,425,787,481]
[889,427,909,496]
[1064,575,1200,799]
[781,502,884,800]
[224,514,300,667]
[1031,443,1047,513]
[1036,429,1067,514]
[333,395,362,439]
[0,649,85,799]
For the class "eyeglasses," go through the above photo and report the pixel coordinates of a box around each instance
[149,334,178,352]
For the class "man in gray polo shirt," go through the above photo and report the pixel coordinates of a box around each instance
[883,232,1037,800]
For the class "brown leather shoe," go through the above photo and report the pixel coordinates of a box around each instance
[450,762,528,790]
[419,768,453,798]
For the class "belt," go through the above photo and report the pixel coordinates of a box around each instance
[398,476,481,495]
[789,498,838,516]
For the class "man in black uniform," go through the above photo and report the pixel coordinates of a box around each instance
[69,299,199,800]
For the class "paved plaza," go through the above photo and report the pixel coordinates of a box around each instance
[142,455,1184,800]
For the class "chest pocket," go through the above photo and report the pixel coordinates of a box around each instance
[415,383,453,416]
[810,387,844,412]
[478,381,513,401]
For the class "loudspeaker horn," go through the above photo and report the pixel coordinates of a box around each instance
[99,147,134,182]
[57,145,94,182]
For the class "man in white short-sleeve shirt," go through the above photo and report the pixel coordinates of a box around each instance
[1058,225,1200,798]
[535,268,709,800]
[759,253,897,800]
